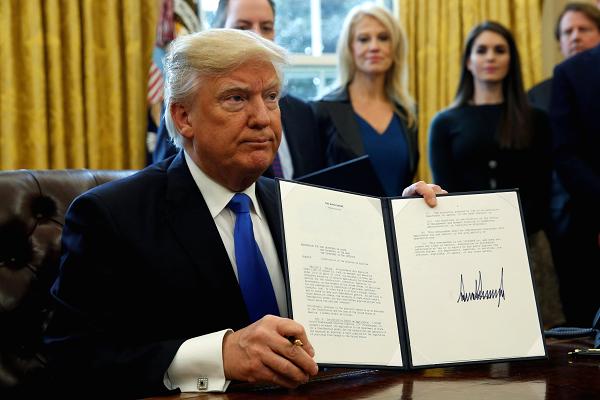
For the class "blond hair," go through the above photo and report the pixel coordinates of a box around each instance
[336,3,416,127]
[163,29,289,148]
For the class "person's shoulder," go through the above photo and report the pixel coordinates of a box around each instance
[527,78,552,113]
[280,94,314,118]
[280,93,308,107]
[431,106,462,126]
[310,87,350,120]
[556,44,600,73]
[81,156,173,206]
[572,43,600,63]
[317,86,349,103]
[528,78,552,96]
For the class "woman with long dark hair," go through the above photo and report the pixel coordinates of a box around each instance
[428,21,563,327]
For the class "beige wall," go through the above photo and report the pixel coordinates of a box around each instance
[540,0,598,80]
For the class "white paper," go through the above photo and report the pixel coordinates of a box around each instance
[280,180,403,366]
[392,192,545,366]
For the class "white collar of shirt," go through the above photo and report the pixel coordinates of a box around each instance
[165,151,287,395]
[278,129,294,179]
[183,151,264,220]
[182,150,287,319]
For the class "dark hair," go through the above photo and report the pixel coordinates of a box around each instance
[555,2,600,41]
[453,21,531,149]
[212,0,276,28]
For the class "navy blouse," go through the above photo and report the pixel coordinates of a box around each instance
[355,113,411,196]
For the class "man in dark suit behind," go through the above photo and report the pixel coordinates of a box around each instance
[44,28,443,397]
[153,0,325,180]
[528,3,600,113]
[528,5,600,316]
[550,42,600,326]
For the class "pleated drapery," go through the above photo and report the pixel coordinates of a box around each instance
[0,1,544,174]
[0,0,157,170]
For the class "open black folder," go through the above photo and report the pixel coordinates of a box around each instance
[276,180,546,369]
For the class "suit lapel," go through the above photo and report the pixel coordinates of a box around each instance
[256,177,284,267]
[279,96,301,174]
[324,87,419,176]
[328,102,365,157]
[322,88,365,157]
[164,153,248,322]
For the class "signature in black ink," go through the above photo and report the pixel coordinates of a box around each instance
[457,268,506,307]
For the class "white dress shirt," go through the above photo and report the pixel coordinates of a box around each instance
[164,151,287,393]
[278,129,294,179]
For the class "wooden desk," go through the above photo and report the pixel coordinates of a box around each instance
[148,339,599,399]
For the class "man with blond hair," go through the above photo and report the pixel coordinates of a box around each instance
[153,0,325,181]
[45,29,442,397]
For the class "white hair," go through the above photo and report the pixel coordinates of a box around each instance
[163,29,289,148]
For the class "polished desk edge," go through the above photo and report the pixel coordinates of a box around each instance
[146,338,599,399]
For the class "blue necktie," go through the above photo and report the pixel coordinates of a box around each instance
[228,193,280,322]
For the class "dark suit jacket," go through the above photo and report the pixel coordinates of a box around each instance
[44,153,283,397]
[550,43,600,228]
[527,78,552,114]
[310,86,419,185]
[550,44,600,325]
[152,95,325,179]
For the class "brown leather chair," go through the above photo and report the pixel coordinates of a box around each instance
[0,169,135,394]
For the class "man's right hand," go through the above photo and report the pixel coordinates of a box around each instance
[222,315,319,388]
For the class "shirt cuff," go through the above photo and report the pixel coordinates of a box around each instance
[163,329,233,392]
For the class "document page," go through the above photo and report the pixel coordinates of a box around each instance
[391,192,545,366]
[279,181,403,366]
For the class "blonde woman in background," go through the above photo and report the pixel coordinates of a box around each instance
[311,3,418,196]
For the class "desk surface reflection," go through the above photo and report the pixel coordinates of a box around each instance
[147,339,599,400]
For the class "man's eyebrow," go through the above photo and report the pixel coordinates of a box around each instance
[218,86,249,94]
[215,79,280,96]
[215,82,250,95]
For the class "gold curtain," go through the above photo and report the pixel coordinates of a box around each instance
[396,0,543,182]
[0,0,157,170]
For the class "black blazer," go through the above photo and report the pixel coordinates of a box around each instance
[527,78,552,114]
[44,153,283,397]
[550,44,600,227]
[153,95,325,179]
[549,44,600,327]
[310,86,419,182]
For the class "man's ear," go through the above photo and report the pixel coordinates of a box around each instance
[170,103,194,139]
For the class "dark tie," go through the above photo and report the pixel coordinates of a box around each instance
[228,193,280,322]
[271,152,284,178]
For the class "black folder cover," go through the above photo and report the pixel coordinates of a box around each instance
[295,155,386,197]
[277,179,546,369]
